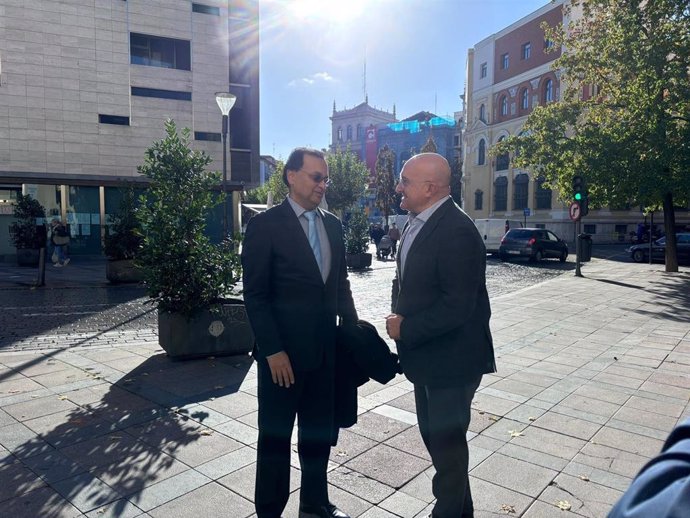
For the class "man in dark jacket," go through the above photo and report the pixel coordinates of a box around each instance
[386,153,496,518]
[242,148,358,518]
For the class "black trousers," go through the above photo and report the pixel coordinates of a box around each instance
[414,375,482,518]
[255,359,334,517]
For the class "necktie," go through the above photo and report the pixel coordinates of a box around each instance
[304,210,323,274]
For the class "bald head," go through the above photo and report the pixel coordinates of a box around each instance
[397,153,452,214]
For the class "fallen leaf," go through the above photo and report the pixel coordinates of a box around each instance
[478,410,485,415]
[489,416,499,422]
[58,396,68,400]
[580,475,590,481]
[31,395,39,398]
[557,500,571,511]
[528,416,536,421]
[200,430,213,436]
[335,450,348,457]
[509,430,523,438]
[500,504,516,514]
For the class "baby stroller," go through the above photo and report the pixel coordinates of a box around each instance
[377,234,393,260]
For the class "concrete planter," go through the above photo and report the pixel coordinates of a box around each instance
[158,299,254,360]
[346,252,372,270]
[16,248,40,266]
[106,259,144,284]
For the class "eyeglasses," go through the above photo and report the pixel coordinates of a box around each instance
[398,176,431,187]
[300,170,331,186]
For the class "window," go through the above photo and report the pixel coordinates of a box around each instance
[495,136,509,171]
[584,224,597,234]
[194,131,221,142]
[480,62,487,78]
[501,53,509,69]
[479,104,486,122]
[337,127,343,141]
[543,79,553,103]
[453,135,460,147]
[99,114,129,125]
[477,139,486,165]
[535,177,552,209]
[544,38,554,50]
[228,85,251,150]
[356,124,362,139]
[346,125,352,140]
[474,190,483,211]
[192,3,220,15]
[131,87,191,101]
[520,89,529,110]
[521,42,531,60]
[513,173,529,210]
[130,33,191,71]
[494,177,508,211]
[500,96,508,116]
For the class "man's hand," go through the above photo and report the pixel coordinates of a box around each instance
[386,314,404,340]
[266,351,295,388]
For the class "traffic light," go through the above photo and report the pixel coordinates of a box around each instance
[572,175,589,216]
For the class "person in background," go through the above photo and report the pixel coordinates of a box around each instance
[50,218,70,267]
[242,147,358,518]
[386,153,496,518]
[388,222,401,259]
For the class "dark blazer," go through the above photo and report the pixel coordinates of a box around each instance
[242,199,357,372]
[392,198,496,386]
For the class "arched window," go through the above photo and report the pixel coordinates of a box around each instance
[474,190,483,211]
[513,173,529,210]
[478,139,486,165]
[346,125,353,140]
[535,177,552,209]
[479,104,486,122]
[337,127,343,141]
[495,136,509,171]
[494,177,508,212]
[521,88,529,110]
[500,96,508,116]
[356,124,362,139]
[543,79,553,103]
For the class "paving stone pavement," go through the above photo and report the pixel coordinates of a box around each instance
[0,254,688,517]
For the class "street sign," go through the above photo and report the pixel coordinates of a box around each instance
[569,202,581,221]
[523,207,531,216]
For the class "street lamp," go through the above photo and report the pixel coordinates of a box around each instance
[215,92,237,238]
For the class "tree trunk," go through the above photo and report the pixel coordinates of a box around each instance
[662,191,678,273]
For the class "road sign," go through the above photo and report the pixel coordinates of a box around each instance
[523,207,531,216]
[569,202,581,221]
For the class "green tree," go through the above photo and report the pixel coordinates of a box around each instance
[495,0,690,272]
[9,194,46,249]
[243,161,287,204]
[325,147,369,215]
[374,145,397,223]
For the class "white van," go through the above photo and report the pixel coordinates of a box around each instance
[474,219,523,254]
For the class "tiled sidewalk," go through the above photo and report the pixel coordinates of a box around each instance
[0,258,688,517]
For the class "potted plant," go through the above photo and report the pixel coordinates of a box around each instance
[104,187,144,283]
[344,209,372,269]
[136,119,253,359]
[9,194,47,266]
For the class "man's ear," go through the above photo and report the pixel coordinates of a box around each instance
[286,170,296,187]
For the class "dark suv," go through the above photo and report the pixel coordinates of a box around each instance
[499,228,568,262]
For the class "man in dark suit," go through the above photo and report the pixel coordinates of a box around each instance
[386,153,496,518]
[242,148,358,518]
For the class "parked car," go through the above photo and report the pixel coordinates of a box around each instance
[629,233,690,263]
[499,228,568,262]
[473,218,523,255]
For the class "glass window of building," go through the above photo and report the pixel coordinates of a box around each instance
[474,190,483,210]
[479,104,486,122]
[480,62,487,78]
[521,88,529,110]
[500,96,508,116]
[494,177,508,211]
[356,124,362,139]
[513,173,529,210]
[495,136,509,171]
[501,53,509,69]
[543,79,553,103]
[521,42,531,60]
[477,139,486,165]
[67,185,101,255]
[535,177,552,209]
[130,33,191,70]
[347,125,353,140]
[337,127,343,141]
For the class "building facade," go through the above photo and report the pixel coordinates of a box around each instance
[0,0,259,257]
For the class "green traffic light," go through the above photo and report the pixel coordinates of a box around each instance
[574,193,582,201]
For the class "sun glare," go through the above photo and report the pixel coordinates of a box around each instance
[289,0,366,22]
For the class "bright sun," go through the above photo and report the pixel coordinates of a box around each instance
[288,0,367,22]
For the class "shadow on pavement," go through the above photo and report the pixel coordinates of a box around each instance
[1,353,254,515]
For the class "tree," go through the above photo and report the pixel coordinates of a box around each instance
[325,147,370,215]
[9,194,46,249]
[495,0,690,272]
[450,157,463,206]
[374,145,397,223]
[243,161,287,205]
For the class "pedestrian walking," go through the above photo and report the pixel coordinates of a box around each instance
[388,222,401,258]
[242,147,358,518]
[50,218,70,267]
[386,153,496,518]
[370,224,385,259]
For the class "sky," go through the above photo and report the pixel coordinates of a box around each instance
[258,0,551,161]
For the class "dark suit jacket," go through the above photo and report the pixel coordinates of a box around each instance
[392,198,496,387]
[241,199,357,372]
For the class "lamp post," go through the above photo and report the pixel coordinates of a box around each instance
[215,92,237,238]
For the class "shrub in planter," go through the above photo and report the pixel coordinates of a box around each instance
[344,209,372,269]
[9,194,47,266]
[136,119,251,358]
[104,187,144,283]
